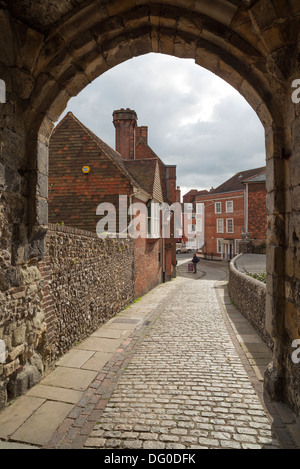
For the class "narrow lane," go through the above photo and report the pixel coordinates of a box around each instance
[83,261,279,449]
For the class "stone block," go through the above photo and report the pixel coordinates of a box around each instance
[250,0,277,30]
[291,185,300,211]
[284,301,299,339]
[9,344,25,361]
[289,152,300,187]
[36,198,48,226]
[264,361,284,402]
[0,266,22,291]
[0,381,7,410]
[21,265,41,285]
[13,325,26,347]
[36,141,49,175]
[36,172,48,199]
[56,2,108,43]
[3,358,20,377]
[7,364,42,399]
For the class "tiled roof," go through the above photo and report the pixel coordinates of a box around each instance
[210,166,266,194]
[58,112,152,197]
[196,190,209,196]
[184,189,199,197]
[124,159,164,203]
[242,170,266,183]
[54,112,165,201]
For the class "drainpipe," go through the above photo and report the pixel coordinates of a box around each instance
[245,183,248,233]
[162,236,166,283]
[202,201,215,259]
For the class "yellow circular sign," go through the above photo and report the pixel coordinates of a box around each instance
[82,166,91,174]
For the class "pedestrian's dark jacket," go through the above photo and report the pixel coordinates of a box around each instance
[192,255,199,263]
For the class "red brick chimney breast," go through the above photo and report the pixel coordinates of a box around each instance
[113,109,137,160]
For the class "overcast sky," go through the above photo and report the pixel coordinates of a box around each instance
[60,53,266,198]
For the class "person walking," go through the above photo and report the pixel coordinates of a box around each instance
[192,253,200,274]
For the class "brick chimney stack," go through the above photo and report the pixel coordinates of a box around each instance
[136,126,148,145]
[113,108,137,160]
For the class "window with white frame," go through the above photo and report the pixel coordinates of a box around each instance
[196,218,203,233]
[215,202,222,214]
[147,202,160,238]
[185,203,194,219]
[226,218,234,233]
[226,201,233,213]
[217,219,224,233]
[217,238,223,254]
[196,203,203,215]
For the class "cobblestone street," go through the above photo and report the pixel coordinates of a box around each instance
[1,260,299,450]
[82,262,280,450]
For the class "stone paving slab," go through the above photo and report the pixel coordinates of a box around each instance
[81,352,115,371]
[91,329,129,339]
[41,367,98,391]
[76,337,125,352]
[56,349,95,368]
[11,401,74,446]
[26,384,83,404]
[0,396,45,440]
[0,441,39,449]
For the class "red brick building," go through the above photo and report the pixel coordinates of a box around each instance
[49,110,177,298]
[183,167,267,260]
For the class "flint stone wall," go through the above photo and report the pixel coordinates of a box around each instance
[41,224,135,362]
[0,223,134,410]
[229,254,273,349]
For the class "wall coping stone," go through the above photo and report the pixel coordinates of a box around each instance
[47,223,131,242]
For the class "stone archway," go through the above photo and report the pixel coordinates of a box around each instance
[0,0,299,414]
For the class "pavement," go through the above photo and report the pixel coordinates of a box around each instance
[0,257,299,450]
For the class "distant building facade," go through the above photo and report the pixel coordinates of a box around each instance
[182,167,267,260]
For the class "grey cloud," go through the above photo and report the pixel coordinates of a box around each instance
[61,53,266,194]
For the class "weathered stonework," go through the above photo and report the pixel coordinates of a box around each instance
[0,258,46,406]
[0,0,299,414]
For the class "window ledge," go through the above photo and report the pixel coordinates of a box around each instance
[147,237,160,243]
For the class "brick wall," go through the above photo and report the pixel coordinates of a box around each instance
[41,224,134,362]
[197,192,245,258]
[133,237,162,298]
[247,182,267,241]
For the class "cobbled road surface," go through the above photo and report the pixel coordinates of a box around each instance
[86,263,279,449]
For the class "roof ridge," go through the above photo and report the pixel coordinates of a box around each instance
[57,112,150,195]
